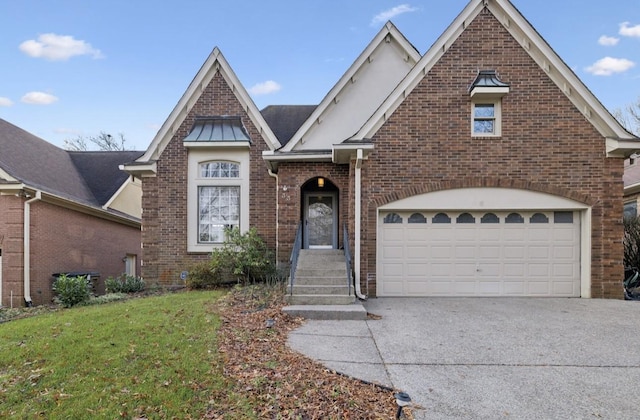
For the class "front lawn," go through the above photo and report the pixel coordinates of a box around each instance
[0,290,250,418]
[0,287,404,419]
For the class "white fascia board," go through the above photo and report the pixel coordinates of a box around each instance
[470,86,510,98]
[262,151,333,162]
[489,0,635,140]
[606,138,640,158]
[0,167,17,182]
[332,143,375,164]
[120,161,157,178]
[282,21,422,152]
[625,182,640,196]
[354,1,485,140]
[138,48,280,163]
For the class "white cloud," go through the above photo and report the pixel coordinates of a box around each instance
[0,97,13,107]
[371,4,418,26]
[598,35,619,46]
[19,33,104,61]
[585,57,635,76]
[248,80,281,95]
[21,91,59,105]
[620,22,640,38]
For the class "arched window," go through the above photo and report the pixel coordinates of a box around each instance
[456,213,475,223]
[383,213,403,224]
[481,213,499,223]
[530,213,549,223]
[408,213,427,223]
[200,161,240,178]
[432,213,451,224]
[505,213,524,223]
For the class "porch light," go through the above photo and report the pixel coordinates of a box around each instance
[318,177,325,188]
[394,392,411,419]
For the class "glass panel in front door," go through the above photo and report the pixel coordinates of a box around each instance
[308,195,334,248]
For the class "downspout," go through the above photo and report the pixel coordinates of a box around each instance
[23,190,41,307]
[268,169,279,264]
[354,149,366,300]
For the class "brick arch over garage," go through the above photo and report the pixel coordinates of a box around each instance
[369,177,597,209]
[360,177,600,297]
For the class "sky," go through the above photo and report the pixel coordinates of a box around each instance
[0,0,639,151]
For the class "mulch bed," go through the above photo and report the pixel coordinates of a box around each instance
[206,285,415,419]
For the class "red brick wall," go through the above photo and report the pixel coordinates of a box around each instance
[358,9,624,298]
[275,163,350,262]
[0,195,25,307]
[141,72,277,284]
[0,197,141,307]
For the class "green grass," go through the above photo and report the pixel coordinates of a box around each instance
[0,290,248,419]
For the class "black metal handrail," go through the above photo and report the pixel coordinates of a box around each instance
[289,222,303,296]
[343,223,353,296]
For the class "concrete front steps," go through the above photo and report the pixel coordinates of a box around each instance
[283,249,366,320]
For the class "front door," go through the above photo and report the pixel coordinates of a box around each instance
[304,193,337,249]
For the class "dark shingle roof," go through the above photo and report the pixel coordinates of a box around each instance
[68,151,144,205]
[0,118,143,207]
[261,105,317,147]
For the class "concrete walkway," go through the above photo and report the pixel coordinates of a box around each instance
[287,297,640,419]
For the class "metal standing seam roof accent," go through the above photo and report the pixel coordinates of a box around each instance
[183,116,251,142]
[469,70,510,90]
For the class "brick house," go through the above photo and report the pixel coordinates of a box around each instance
[0,119,143,306]
[124,0,638,298]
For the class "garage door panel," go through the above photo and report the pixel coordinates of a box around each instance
[406,246,428,259]
[431,246,453,259]
[529,246,549,259]
[455,246,476,259]
[379,208,581,297]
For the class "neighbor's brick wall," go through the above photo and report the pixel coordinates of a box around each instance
[0,195,25,307]
[0,199,142,307]
[141,72,277,285]
[28,201,141,305]
[358,8,624,298]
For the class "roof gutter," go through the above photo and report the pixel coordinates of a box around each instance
[23,190,41,307]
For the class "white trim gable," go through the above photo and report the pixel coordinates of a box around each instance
[352,0,638,148]
[136,48,281,165]
[280,21,421,152]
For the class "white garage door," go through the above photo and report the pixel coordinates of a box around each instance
[378,210,581,297]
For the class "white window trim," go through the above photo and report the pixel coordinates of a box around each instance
[471,100,502,137]
[187,149,250,253]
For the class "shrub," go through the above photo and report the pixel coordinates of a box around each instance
[185,261,222,289]
[187,227,276,289]
[52,274,91,307]
[105,275,145,294]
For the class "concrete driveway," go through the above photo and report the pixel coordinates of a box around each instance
[287,298,640,419]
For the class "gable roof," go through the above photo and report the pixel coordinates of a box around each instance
[0,118,143,220]
[68,150,144,205]
[278,21,421,153]
[134,47,281,165]
[261,105,317,146]
[351,0,638,153]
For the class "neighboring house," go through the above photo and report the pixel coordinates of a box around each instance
[0,118,143,306]
[124,0,639,299]
[624,158,640,218]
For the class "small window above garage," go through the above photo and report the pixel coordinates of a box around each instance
[184,116,251,148]
[469,70,510,137]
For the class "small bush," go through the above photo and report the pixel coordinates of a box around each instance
[105,275,145,294]
[187,227,276,289]
[52,274,91,308]
[80,293,128,306]
[186,261,223,289]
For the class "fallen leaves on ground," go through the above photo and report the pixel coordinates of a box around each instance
[206,285,414,419]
